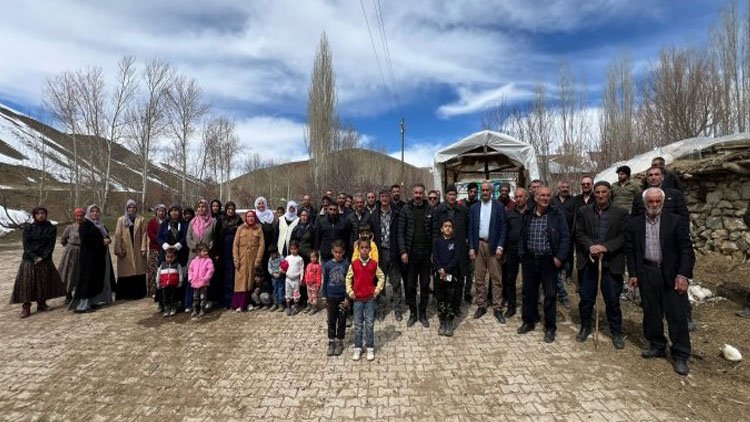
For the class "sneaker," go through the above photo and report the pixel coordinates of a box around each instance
[366,348,375,361]
[310,305,320,315]
[169,308,176,316]
[438,320,446,336]
[286,306,292,316]
[395,311,403,322]
[333,340,344,356]
[190,310,199,318]
[291,305,300,315]
[352,348,362,361]
[185,308,192,313]
[204,302,213,311]
[269,304,279,312]
[303,304,311,313]
[278,304,287,312]
[247,304,256,312]
[445,320,455,337]
[157,304,164,313]
[163,310,170,317]
[327,341,335,356]
[198,310,205,318]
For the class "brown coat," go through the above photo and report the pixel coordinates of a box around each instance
[113,216,148,277]
[232,223,265,293]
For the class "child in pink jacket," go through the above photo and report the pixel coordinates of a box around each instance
[188,243,214,319]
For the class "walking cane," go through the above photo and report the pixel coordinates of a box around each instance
[594,254,603,350]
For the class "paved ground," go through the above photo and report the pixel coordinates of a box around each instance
[0,247,706,421]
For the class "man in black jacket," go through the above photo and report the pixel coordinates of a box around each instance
[645,157,683,192]
[432,184,469,317]
[390,184,407,211]
[398,183,433,328]
[315,202,352,262]
[631,166,689,222]
[347,193,371,247]
[574,181,629,349]
[370,189,403,321]
[626,187,695,375]
[552,180,576,306]
[503,187,530,318]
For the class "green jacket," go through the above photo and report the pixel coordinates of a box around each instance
[612,180,641,213]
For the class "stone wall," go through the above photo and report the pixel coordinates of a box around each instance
[684,172,750,259]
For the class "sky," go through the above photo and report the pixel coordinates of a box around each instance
[0,0,730,170]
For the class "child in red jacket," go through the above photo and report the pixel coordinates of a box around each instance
[346,239,385,362]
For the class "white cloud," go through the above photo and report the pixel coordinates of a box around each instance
[390,141,447,168]
[436,83,534,118]
[233,115,309,164]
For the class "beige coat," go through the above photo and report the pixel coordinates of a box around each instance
[232,224,265,293]
[114,216,148,277]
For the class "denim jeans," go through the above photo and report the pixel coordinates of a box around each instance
[353,298,376,348]
[272,277,285,305]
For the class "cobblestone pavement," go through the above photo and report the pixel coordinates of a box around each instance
[0,250,697,421]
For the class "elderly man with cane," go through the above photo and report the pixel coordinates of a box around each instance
[574,181,629,349]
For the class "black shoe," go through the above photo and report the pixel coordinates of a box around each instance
[576,326,592,343]
[395,312,403,322]
[504,307,516,319]
[407,313,418,327]
[327,341,335,356]
[438,321,446,336]
[445,320,455,336]
[672,359,689,376]
[517,323,535,334]
[641,348,667,359]
[419,316,430,328]
[333,340,344,356]
[612,334,625,350]
[473,307,487,319]
[544,330,556,343]
[494,310,506,324]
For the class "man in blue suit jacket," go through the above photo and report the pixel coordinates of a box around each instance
[468,181,507,323]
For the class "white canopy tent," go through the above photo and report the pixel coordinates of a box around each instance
[594,133,750,184]
[432,130,540,192]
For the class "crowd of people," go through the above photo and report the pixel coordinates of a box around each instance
[9,156,706,373]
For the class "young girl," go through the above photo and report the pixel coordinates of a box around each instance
[284,241,305,315]
[158,249,183,317]
[303,250,322,314]
[188,243,214,320]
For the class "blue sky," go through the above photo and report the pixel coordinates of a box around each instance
[0,0,730,169]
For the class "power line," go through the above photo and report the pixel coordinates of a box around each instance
[359,0,396,110]
[373,0,398,106]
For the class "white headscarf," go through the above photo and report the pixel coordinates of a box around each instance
[284,200,298,221]
[254,196,275,224]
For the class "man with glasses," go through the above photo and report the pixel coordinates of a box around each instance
[427,190,440,210]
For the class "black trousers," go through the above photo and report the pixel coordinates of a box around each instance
[579,265,623,334]
[406,252,431,316]
[502,250,520,310]
[435,272,457,321]
[326,296,347,340]
[521,255,558,332]
[639,264,691,360]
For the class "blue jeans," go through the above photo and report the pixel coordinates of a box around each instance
[272,277,285,305]
[353,298,376,348]
[557,270,569,302]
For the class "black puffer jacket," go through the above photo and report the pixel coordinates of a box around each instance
[397,200,433,256]
[22,221,57,262]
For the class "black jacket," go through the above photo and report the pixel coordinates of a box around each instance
[315,214,352,258]
[631,187,689,223]
[291,221,315,261]
[505,205,531,255]
[431,202,469,274]
[369,205,400,261]
[519,205,570,262]
[347,209,371,246]
[625,212,695,284]
[574,203,629,275]
[397,200,433,256]
[22,221,57,262]
[552,195,576,234]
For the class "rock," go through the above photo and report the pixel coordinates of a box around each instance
[706,216,724,230]
[700,229,712,239]
[716,200,734,209]
[723,217,746,231]
[721,241,739,253]
[742,184,750,200]
[706,191,723,205]
[721,344,742,362]
[736,237,749,250]
[730,231,743,241]
[688,204,702,213]
[734,251,747,260]
[725,189,741,201]
[735,209,747,217]
[712,229,729,240]
[710,208,723,216]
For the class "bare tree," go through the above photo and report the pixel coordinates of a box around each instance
[639,47,718,144]
[44,72,81,208]
[168,74,209,204]
[128,59,173,207]
[73,66,107,200]
[199,116,236,200]
[599,54,641,168]
[306,32,340,194]
[556,62,592,179]
[711,1,745,135]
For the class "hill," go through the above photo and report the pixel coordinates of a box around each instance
[0,102,204,218]
[228,148,432,208]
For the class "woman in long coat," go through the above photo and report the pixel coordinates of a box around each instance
[157,205,188,311]
[11,206,66,318]
[113,199,148,300]
[69,205,115,313]
[231,210,265,311]
[185,198,218,309]
[291,208,315,308]
[59,208,85,304]
[218,201,243,309]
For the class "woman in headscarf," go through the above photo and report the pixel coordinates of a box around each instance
[277,200,299,256]
[157,205,188,310]
[217,201,243,309]
[69,205,115,313]
[254,196,278,306]
[11,206,66,318]
[231,210,265,311]
[291,208,316,310]
[210,199,223,219]
[146,204,167,307]
[59,208,85,304]
[185,198,218,310]
[113,199,148,300]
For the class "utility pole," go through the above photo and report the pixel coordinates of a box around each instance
[400,117,405,183]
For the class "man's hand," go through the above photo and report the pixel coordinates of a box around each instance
[674,276,689,294]
[495,248,503,258]
[438,268,446,280]
[401,252,409,265]
[34,257,43,264]
[553,257,562,268]
[469,249,476,261]
[628,277,639,289]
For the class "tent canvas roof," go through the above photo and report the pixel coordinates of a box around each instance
[432,130,540,189]
[594,133,750,184]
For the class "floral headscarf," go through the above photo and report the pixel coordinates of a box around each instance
[254,196,274,224]
[86,204,108,237]
[189,198,214,239]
